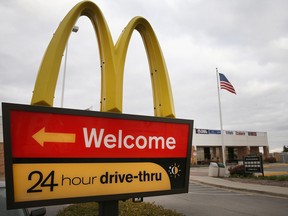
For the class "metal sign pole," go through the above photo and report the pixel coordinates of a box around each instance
[216,68,226,166]
[260,155,264,177]
[99,200,119,216]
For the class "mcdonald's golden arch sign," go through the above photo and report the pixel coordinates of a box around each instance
[32,0,175,118]
[2,1,193,209]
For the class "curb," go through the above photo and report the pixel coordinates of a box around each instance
[190,178,288,199]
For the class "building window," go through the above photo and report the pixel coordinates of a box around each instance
[204,147,211,161]
[228,147,238,163]
[197,147,204,163]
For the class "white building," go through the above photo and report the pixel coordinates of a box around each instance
[192,128,269,165]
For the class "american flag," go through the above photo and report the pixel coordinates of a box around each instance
[219,73,236,94]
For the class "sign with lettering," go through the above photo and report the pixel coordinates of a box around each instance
[244,155,263,174]
[2,103,193,209]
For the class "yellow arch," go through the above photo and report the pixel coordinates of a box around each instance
[115,17,175,118]
[31,1,175,118]
[31,1,116,110]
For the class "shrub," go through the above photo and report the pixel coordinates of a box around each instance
[264,157,276,163]
[276,175,288,181]
[228,165,252,177]
[257,175,288,181]
[57,200,185,216]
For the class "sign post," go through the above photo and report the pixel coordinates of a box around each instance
[2,103,193,209]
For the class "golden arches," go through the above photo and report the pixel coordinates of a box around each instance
[31,1,115,109]
[31,1,175,118]
[115,17,175,117]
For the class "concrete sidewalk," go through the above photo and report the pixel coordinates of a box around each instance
[190,167,288,198]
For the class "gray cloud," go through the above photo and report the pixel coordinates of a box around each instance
[0,0,287,151]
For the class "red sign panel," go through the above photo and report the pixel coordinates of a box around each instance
[9,110,189,159]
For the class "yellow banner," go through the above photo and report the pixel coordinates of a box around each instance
[13,163,170,202]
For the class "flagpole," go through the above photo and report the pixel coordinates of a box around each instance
[216,68,226,166]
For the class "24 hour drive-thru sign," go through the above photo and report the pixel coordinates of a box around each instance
[3,103,193,208]
[2,1,194,213]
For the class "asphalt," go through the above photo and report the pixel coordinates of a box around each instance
[190,164,288,198]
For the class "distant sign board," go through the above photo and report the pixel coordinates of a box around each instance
[2,103,193,209]
[244,155,263,175]
[195,129,221,134]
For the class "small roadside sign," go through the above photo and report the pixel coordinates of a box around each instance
[244,155,264,176]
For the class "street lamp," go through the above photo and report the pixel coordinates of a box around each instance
[61,26,79,107]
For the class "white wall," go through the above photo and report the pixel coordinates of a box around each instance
[193,129,268,147]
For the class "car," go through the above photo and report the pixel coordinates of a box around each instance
[0,180,46,216]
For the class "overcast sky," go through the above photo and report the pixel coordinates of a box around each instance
[0,0,287,152]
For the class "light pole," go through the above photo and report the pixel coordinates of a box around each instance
[61,26,79,107]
